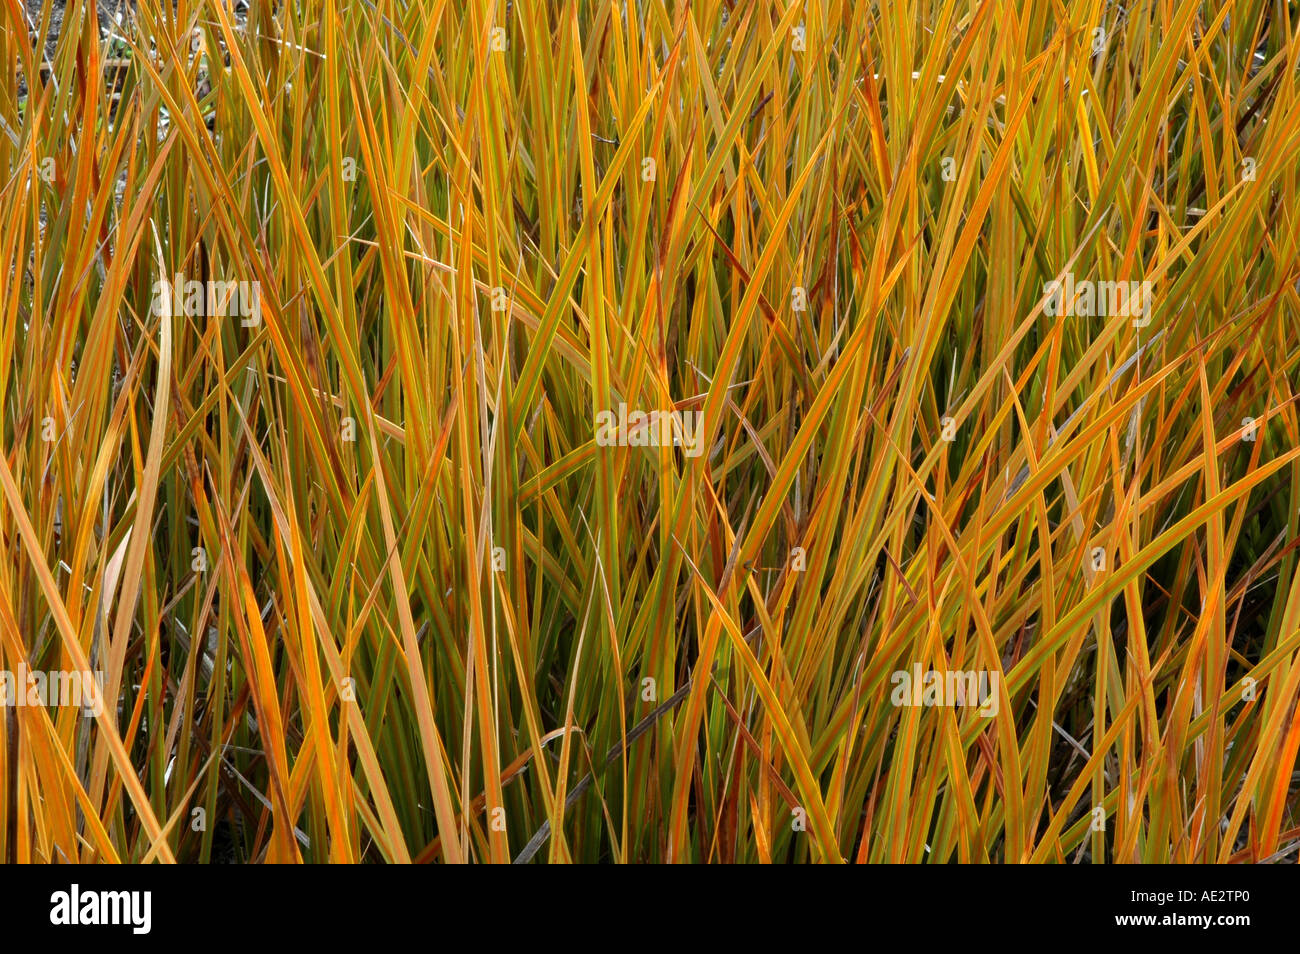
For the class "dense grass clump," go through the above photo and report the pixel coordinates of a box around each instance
[1,0,1298,863]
